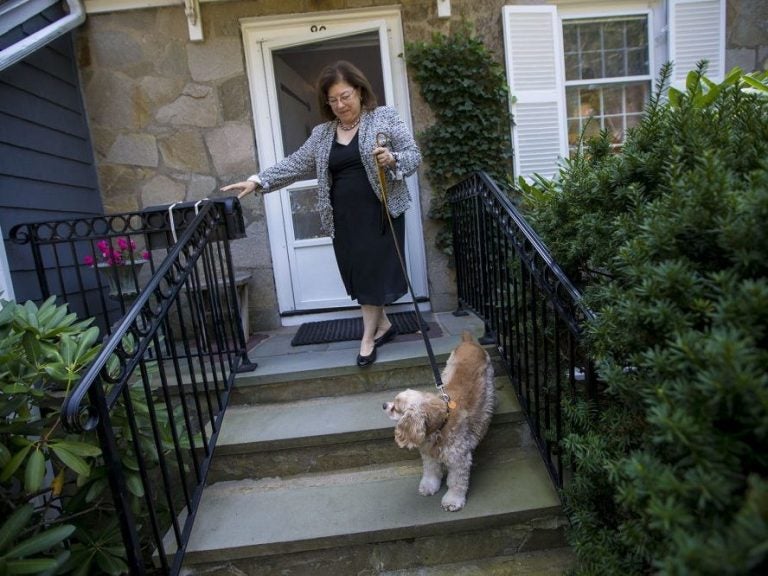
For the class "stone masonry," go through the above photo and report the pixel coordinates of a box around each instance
[75,0,766,332]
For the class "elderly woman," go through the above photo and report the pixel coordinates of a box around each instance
[222,60,421,367]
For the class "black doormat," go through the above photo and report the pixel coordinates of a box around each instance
[290,311,428,346]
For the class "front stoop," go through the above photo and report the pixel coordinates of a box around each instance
[179,327,573,575]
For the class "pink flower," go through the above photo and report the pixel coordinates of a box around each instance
[83,236,148,267]
[96,239,110,256]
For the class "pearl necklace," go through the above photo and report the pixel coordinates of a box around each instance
[338,117,360,131]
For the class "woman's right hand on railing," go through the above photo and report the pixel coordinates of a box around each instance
[220,180,260,199]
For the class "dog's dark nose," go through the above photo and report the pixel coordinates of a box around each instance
[382,403,387,410]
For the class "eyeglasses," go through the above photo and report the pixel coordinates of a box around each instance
[327,89,357,107]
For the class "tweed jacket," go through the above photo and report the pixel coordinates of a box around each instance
[251,106,421,238]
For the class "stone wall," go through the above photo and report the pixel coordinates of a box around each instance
[727,0,768,72]
[75,0,766,331]
[75,0,513,331]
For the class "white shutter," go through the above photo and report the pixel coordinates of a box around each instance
[669,0,725,83]
[502,5,567,181]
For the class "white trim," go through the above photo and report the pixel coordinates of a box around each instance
[560,7,655,96]
[556,1,657,17]
[564,74,653,87]
[84,0,232,8]
[241,7,428,317]
[85,0,204,40]
[0,0,85,72]
[279,301,431,327]
[84,0,177,13]
[0,226,16,303]
[183,0,203,42]
[0,0,59,37]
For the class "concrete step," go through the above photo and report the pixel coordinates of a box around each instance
[379,547,575,575]
[209,376,530,482]
[179,447,567,575]
[231,334,506,405]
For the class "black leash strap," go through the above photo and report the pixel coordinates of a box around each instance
[375,133,446,398]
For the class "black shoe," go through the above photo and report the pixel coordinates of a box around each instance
[356,348,377,367]
[374,326,398,348]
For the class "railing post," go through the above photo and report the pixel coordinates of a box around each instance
[27,224,52,299]
[219,200,258,374]
[447,171,596,491]
[90,382,147,574]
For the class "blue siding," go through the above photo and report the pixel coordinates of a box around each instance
[0,5,102,303]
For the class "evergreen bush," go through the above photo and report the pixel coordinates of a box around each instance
[522,65,768,574]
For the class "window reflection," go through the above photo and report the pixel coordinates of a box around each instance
[563,16,651,153]
[566,82,648,149]
[290,187,324,240]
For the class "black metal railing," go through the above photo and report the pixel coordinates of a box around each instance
[449,172,599,489]
[10,198,257,574]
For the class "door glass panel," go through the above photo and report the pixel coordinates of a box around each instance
[272,32,385,239]
[290,186,323,240]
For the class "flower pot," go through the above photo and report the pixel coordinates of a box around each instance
[97,260,147,297]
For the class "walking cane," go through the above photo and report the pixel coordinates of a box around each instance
[375,133,447,400]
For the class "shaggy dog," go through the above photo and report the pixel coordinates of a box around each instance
[382,331,495,511]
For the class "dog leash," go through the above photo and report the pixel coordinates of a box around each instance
[375,133,450,404]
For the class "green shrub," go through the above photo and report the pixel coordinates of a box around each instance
[0,297,150,575]
[523,65,768,574]
[406,23,513,253]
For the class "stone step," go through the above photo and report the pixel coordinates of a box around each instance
[379,546,575,575]
[208,376,531,482]
[230,337,506,405]
[179,447,567,575]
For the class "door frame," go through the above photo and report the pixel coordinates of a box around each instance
[241,7,428,320]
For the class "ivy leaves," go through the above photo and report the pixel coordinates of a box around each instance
[406,24,514,252]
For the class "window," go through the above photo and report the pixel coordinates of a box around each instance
[563,16,651,153]
[502,2,724,181]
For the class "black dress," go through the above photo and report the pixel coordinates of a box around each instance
[328,132,407,306]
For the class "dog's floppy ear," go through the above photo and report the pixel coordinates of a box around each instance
[394,407,425,449]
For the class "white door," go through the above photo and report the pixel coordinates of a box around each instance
[242,9,428,315]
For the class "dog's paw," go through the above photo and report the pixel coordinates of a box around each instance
[418,475,441,496]
[441,490,466,512]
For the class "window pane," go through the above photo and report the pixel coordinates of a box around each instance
[563,16,649,81]
[627,48,648,76]
[290,187,324,240]
[580,89,601,116]
[579,23,601,52]
[625,18,648,49]
[583,119,601,142]
[602,22,625,51]
[625,113,642,131]
[626,82,649,112]
[581,51,602,80]
[604,49,625,77]
[566,81,650,154]
[603,86,623,115]
[563,25,578,52]
[604,115,624,144]
[568,119,582,146]
[564,53,580,80]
